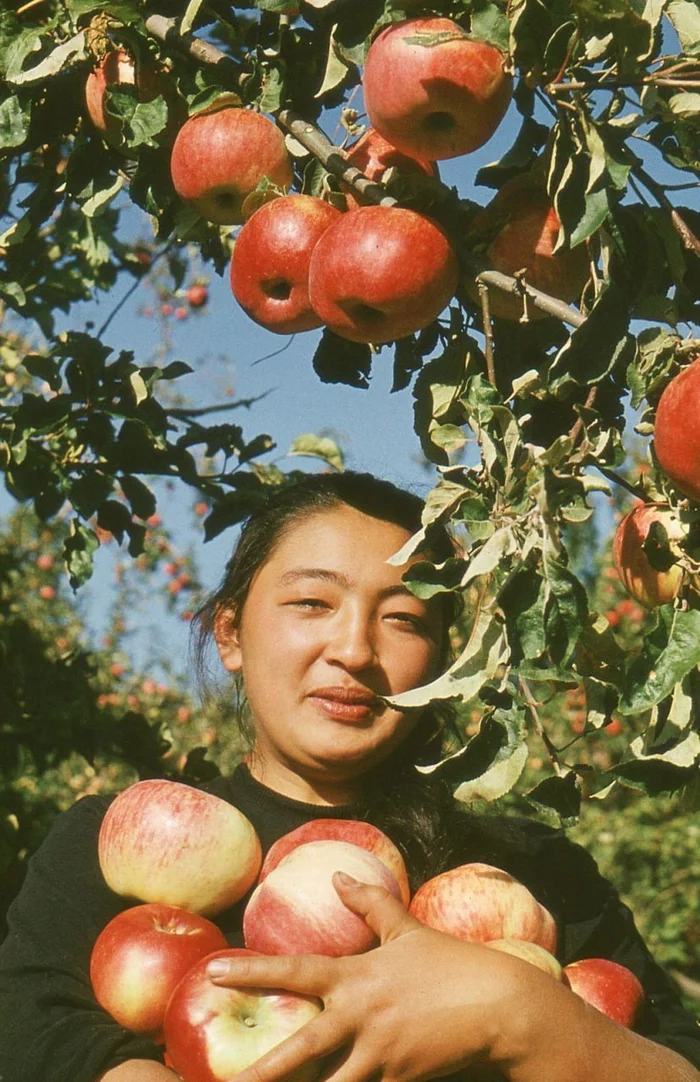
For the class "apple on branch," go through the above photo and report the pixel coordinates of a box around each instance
[654,355,700,503]
[98,779,262,916]
[409,862,557,953]
[466,172,591,320]
[612,502,694,608]
[307,205,458,344]
[164,948,322,1082]
[230,194,342,334]
[85,48,183,156]
[170,104,293,225]
[362,17,512,161]
[244,839,404,956]
[90,902,228,1038]
[563,958,645,1028]
[341,127,437,210]
[260,818,411,906]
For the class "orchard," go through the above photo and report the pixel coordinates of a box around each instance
[1,0,700,1013]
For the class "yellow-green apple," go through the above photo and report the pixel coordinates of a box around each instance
[85,49,180,156]
[244,839,403,956]
[164,948,322,1082]
[170,105,293,225]
[260,818,410,906]
[362,18,512,161]
[613,502,689,607]
[341,127,437,209]
[486,938,562,981]
[563,958,644,1027]
[307,205,458,343]
[98,779,262,916]
[466,173,590,320]
[409,862,557,953]
[654,357,700,502]
[230,195,341,334]
[89,903,228,1037]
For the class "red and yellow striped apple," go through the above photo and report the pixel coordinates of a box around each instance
[98,779,262,916]
[244,839,403,956]
[486,938,562,980]
[654,356,700,503]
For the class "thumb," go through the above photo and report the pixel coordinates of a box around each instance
[332,871,422,944]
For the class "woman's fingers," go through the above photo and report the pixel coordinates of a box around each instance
[332,873,422,944]
[225,1011,348,1082]
[208,952,336,996]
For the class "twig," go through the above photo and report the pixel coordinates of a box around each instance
[97,243,174,338]
[634,165,700,258]
[568,385,598,445]
[519,677,565,774]
[169,394,270,418]
[473,267,587,328]
[551,28,580,87]
[16,0,47,14]
[547,76,700,92]
[592,464,647,501]
[478,281,496,385]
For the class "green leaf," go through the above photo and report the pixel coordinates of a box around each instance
[63,519,99,590]
[288,433,344,471]
[667,0,700,55]
[7,31,87,85]
[542,553,588,667]
[316,24,352,98]
[181,0,206,34]
[119,475,156,521]
[0,95,31,150]
[526,772,581,825]
[619,609,700,714]
[312,329,372,388]
[470,2,510,52]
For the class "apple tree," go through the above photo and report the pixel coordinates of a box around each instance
[1,0,700,820]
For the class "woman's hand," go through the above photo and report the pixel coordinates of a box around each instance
[206,873,533,1082]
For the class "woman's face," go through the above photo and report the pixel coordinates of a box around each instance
[215,505,445,803]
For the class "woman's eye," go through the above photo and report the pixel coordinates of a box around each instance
[289,598,330,611]
[387,612,426,631]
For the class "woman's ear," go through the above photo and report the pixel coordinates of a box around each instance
[213,606,242,672]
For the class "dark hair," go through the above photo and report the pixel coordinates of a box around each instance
[190,471,462,887]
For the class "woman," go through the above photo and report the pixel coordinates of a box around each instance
[0,472,698,1082]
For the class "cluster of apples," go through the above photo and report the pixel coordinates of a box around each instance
[92,778,644,1082]
[612,354,700,610]
[85,18,591,346]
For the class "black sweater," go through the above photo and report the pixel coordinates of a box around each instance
[0,764,698,1082]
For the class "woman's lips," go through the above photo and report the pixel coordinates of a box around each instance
[308,686,382,722]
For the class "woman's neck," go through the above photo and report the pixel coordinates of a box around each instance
[244,752,361,807]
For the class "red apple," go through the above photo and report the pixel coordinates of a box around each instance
[85,49,181,156]
[563,958,644,1027]
[654,356,700,503]
[409,862,557,953]
[187,284,208,308]
[244,839,403,956]
[170,105,293,225]
[260,819,410,906]
[230,195,341,334]
[307,205,458,344]
[341,127,437,209]
[90,903,228,1037]
[486,938,562,981]
[467,173,590,320]
[164,948,322,1082]
[613,502,690,608]
[362,18,512,161]
[98,779,262,916]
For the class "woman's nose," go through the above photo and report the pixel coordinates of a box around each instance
[324,610,377,670]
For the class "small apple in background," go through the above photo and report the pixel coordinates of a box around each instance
[341,127,437,209]
[613,502,690,608]
[486,938,563,981]
[170,105,293,225]
[98,779,262,916]
[164,948,322,1082]
[563,958,644,1027]
[260,818,410,906]
[466,172,590,320]
[307,205,458,344]
[186,284,208,308]
[654,356,700,503]
[409,862,557,954]
[85,49,180,155]
[90,903,228,1037]
[362,18,512,161]
[244,839,403,956]
[230,195,341,334]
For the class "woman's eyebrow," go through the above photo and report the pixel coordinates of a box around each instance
[276,568,422,601]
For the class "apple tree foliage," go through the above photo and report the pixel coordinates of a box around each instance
[1,0,700,819]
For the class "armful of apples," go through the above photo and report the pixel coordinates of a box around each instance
[97,1060,180,1081]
